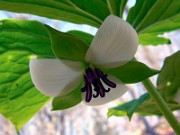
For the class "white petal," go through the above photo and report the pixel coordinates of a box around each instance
[29,59,83,97]
[82,76,128,106]
[86,15,138,68]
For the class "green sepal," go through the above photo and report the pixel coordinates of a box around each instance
[67,30,94,45]
[101,61,160,84]
[52,82,83,110]
[46,25,89,63]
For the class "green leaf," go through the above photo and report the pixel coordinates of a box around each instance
[109,51,180,117]
[109,92,180,117]
[52,82,83,110]
[108,93,150,119]
[157,51,180,103]
[0,19,54,130]
[102,61,160,83]
[127,0,180,45]
[0,0,130,27]
[46,25,89,63]
[139,33,171,45]
[106,0,128,17]
[0,51,50,131]
[136,98,180,116]
[0,19,55,57]
[0,0,109,27]
[67,30,94,45]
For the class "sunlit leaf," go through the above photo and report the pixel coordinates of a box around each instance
[0,19,54,130]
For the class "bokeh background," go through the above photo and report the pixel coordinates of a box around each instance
[0,1,180,134]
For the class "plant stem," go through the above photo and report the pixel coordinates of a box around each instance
[142,79,180,134]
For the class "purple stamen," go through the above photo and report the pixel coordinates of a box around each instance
[95,68,116,88]
[93,81,105,98]
[81,67,116,102]
[81,75,92,102]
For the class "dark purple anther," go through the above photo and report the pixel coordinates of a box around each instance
[81,67,116,102]
[95,68,116,88]
[81,75,92,102]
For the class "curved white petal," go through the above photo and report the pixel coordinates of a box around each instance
[30,59,83,97]
[82,76,128,106]
[86,15,138,68]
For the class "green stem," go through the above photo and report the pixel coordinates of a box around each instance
[142,79,180,134]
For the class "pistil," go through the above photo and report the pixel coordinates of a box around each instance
[81,67,116,102]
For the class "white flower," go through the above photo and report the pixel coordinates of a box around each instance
[29,15,138,106]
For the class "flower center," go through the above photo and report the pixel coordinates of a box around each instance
[81,67,116,102]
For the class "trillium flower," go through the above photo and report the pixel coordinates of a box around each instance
[29,15,138,107]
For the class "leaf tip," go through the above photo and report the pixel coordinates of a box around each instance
[107,109,113,118]
[127,112,133,121]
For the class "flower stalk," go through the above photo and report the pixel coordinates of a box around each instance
[142,79,180,134]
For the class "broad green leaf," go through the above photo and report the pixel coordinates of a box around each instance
[0,51,50,131]
[108,93,150,119]
[0,0,130,27]
[0,19,54,130]
[127,0,180,45]
[67,30,94,45]
[101,61,160,83]
[0,0,109,27]
[0,19,54,57]
[157,51,180,103]
[52,82,83,110]
[46,25,89,63]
